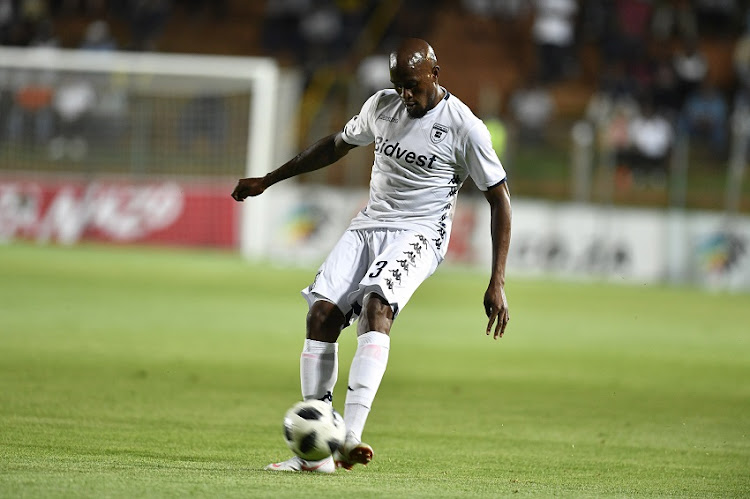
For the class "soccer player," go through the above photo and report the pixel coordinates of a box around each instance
[232,38,511,473]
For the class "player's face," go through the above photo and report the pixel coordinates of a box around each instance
[390,65,439,119]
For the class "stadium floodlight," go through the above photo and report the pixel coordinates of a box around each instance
[0,46,280,259]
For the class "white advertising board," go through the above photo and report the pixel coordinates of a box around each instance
[259,186,750,291]
[479,200,667,283]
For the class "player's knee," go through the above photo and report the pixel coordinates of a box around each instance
[359,292,393,335]
[306,300,346,342]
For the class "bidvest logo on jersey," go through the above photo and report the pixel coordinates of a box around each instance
[374,136,437,168]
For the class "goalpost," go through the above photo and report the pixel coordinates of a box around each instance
[0,46,281,258]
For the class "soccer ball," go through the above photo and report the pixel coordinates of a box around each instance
[283,400,346,461]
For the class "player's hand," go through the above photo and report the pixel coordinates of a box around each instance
[231,177,266,201]
[484,283,509,340]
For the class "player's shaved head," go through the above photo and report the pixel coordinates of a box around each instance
[389,38,437,73]
[389,38,444,118]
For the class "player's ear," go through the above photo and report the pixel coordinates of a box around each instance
[432,65,440,79]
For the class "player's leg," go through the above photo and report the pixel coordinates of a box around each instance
[267,305,344,472]
[307,299,348,342]
[299,230,368,404]
[346,292,393,440]
[337,229,441,469]
[300,300,346,403]
[267,232,368,472]
[268,322,344,474]
[336,292,391,469]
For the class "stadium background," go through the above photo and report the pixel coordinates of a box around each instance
[1,0,749,290]
[1,2,749,497]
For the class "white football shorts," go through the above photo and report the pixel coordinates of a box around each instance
[301,228,441,326]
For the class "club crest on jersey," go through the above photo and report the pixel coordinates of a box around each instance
[431,123,449,144]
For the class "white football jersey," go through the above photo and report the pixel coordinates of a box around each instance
[341,88,507,257]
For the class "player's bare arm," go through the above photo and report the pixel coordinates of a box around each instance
[483,181,511,339]
[231,132,356,201]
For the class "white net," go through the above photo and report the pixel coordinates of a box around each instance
[0,48,279,178]
[0,47,280,256]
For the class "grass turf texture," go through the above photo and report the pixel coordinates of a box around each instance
[0,243,748,498]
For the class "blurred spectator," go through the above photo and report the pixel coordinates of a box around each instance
[509,77,555,144]
[585,69,642,188]
[1,0,57,144]
[603,0,653,68]
[129,0,171,51]
[651,0,697,42]
[80,20,116,51]
[485,116,509,163]
[0,0,12,41]
[5,69,55,145]
[531,0,578,84]
[462,0,528,19]
[1,0,55,48]
[477,84,510,164]
[298,1,344,68]
[650,55,682,117]
[262,0,309,62]
[49,78,97,160]
[585,90,619,132]
[86,77,128,148]
[500,0,530,19]
[618,99,674,186]
[462,0,528,18]
[672,38,708,106]
[679,81,728,156]
[461,0,495,17]
[30,17,58,47]
[79,20,125,148]
[600,97,638,155]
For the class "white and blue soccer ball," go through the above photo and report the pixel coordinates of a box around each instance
[283,400,346,461]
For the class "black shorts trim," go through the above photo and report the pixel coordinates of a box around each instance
[487,178,507,191]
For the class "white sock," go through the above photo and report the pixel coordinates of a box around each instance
[344,331,390,441]
[300,339,338,403]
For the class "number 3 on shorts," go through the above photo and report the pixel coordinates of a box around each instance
[369,260,388,278]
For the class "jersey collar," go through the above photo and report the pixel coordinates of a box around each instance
[421,87,449,118]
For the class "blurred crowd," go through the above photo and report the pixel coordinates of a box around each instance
[482,0,750,189]
[0,0,177,50]
[1,0,750,184]
[574,0,750,188]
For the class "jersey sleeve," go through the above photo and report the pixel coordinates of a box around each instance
[341,91,380,146]
[460,121,507,191]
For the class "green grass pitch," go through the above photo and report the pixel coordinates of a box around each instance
[0,243,748,498]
